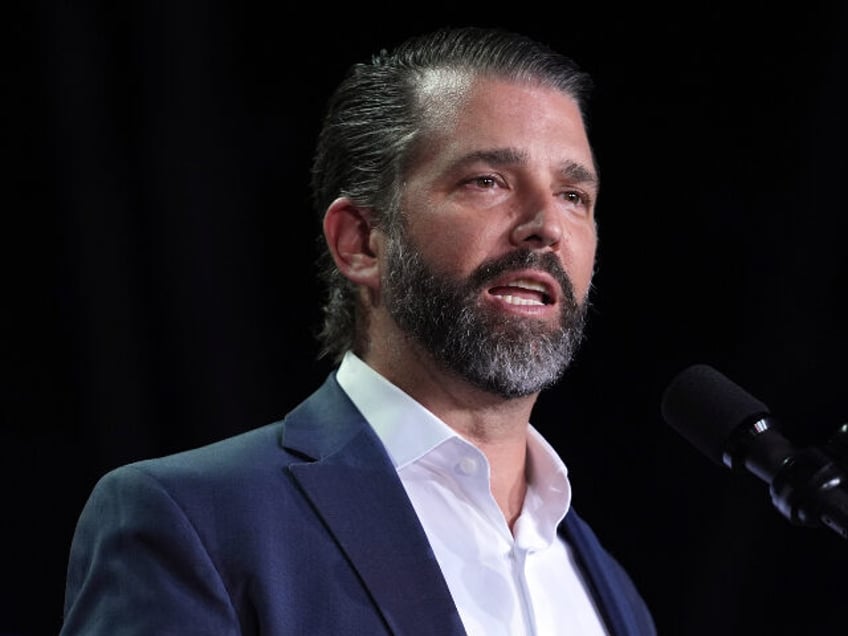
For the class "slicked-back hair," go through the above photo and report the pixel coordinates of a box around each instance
[310,26,594,363]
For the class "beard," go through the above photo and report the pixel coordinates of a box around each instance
[382,228,590,399]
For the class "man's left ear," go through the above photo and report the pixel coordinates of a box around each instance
[322,197,381,289]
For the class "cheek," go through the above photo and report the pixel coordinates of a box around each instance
[566,231,598,302]
[411,216,498,273]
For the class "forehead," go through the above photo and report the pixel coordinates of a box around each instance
[411,73,594,175]
[416,70,579,122]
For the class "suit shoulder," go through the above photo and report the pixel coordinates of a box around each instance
[96,420,289,497]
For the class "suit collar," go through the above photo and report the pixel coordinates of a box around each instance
[282,373,466,635]
[279,372,367,460]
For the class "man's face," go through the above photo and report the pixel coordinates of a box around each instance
[381,76,599,398]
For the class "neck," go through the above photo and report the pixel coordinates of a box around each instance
[364,336,538,532]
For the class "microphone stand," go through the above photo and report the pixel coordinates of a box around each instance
[767,423,848,540]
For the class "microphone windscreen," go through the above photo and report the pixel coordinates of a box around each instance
[661,364,770,464]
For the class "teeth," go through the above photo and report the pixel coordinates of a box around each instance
[502,295,544,306]
[510,279,547,293]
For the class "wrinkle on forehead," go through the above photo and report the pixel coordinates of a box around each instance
[406,70,594,183]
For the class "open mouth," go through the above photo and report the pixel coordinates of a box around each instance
[488,279,554,307]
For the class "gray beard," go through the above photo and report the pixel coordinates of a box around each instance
[382,230,589,399]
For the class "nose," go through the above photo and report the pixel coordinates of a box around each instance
[510,200,563,249]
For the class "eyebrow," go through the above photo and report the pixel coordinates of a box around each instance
[452,148,599,188]
[559,160,599,189]
[457,147,527,167]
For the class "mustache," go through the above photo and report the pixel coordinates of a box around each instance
[467,249,576,303]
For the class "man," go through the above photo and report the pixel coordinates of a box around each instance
[61,26,656,635]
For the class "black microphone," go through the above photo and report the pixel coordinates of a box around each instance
[661,364,848,540]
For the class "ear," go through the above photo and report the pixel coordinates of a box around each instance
[322,197,382,289]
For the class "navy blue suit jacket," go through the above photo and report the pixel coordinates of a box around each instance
[61,373,655,635]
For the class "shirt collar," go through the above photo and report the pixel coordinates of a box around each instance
[336,351,458,468]
[335,351,573,541]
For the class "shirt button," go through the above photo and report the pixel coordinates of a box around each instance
[456,456,478,475]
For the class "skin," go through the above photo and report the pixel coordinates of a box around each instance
[323,76,599,530]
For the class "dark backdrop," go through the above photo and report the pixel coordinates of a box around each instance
[7,2,848,635]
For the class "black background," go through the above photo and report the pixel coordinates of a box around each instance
[6,2,848,634]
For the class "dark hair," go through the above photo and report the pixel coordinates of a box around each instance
[310,26,594,363]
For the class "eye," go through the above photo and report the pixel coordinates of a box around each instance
[466,174,504,189]
[560,189,593,212]
[562,190,583,204]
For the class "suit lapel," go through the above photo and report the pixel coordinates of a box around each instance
[560,511,650,636]
[282,374,466,636]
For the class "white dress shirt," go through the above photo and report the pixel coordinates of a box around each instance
[336,352,608,635]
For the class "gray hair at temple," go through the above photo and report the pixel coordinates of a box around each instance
[309,26,595,364]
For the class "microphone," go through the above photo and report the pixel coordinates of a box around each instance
[661,364,848,540]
